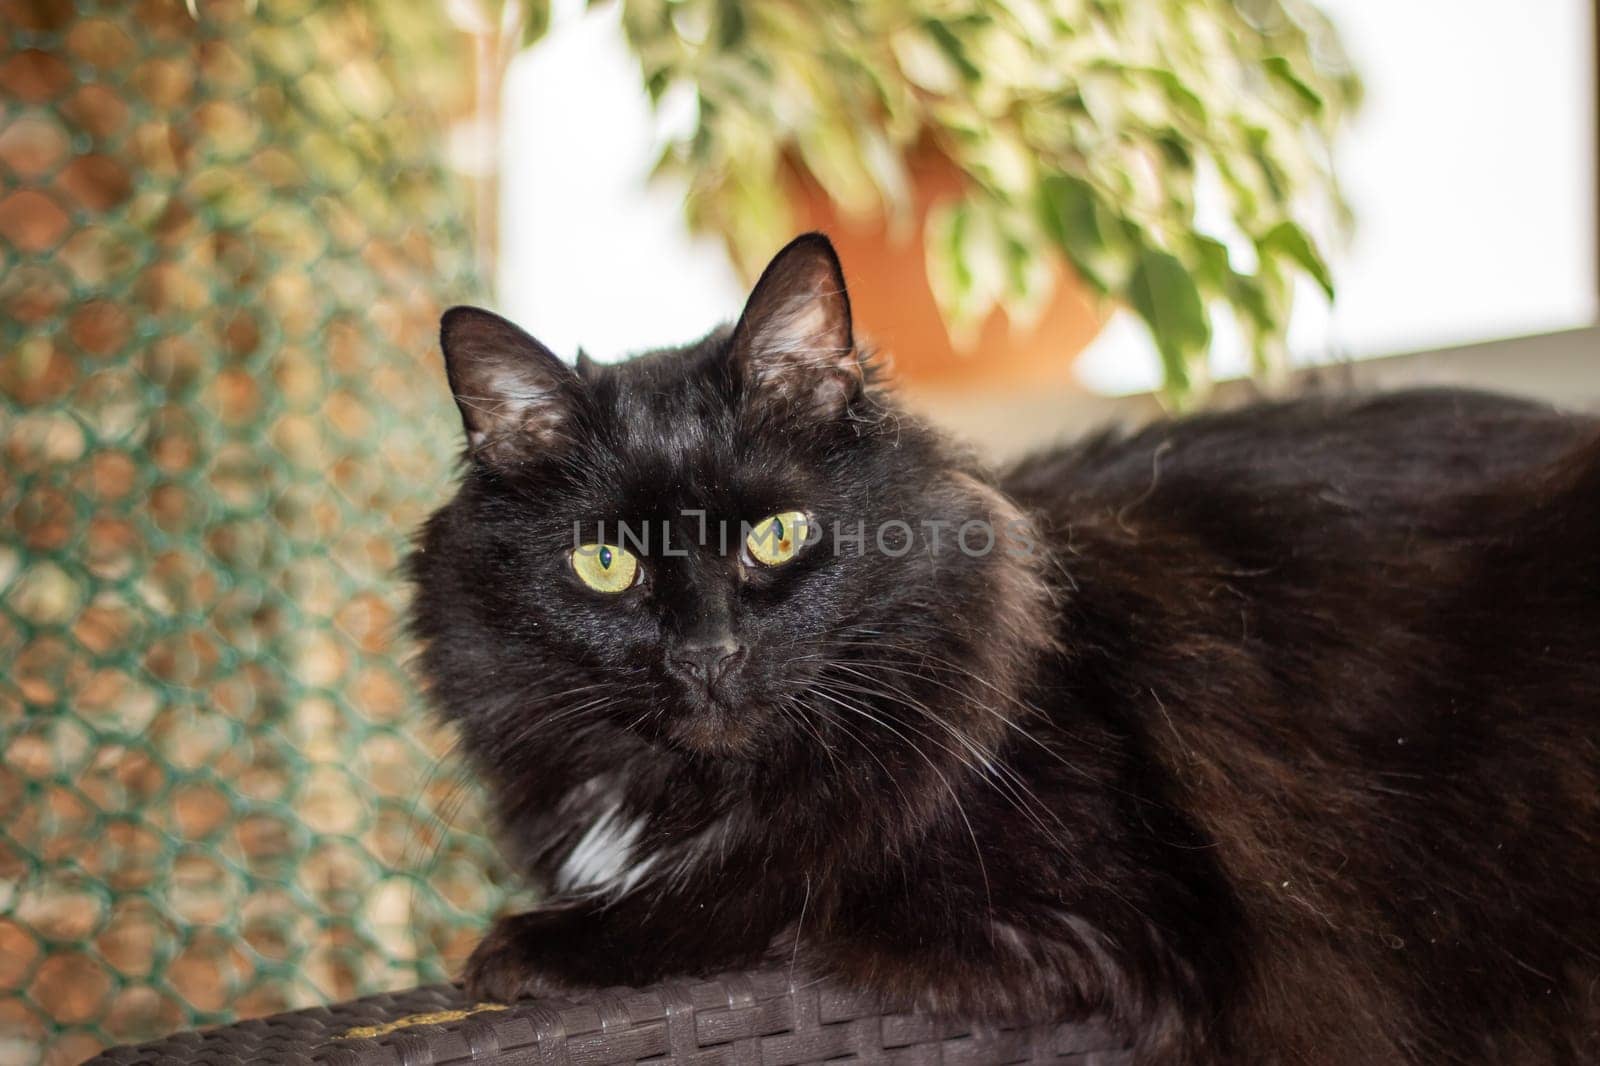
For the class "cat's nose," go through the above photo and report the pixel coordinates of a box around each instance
[666,636,747,689]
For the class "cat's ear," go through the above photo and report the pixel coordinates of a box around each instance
[439,306,578,463]
[730,233,862,418]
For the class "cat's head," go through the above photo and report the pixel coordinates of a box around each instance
[411,234,1052,785]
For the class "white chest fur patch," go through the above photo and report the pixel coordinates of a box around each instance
[555,804,656,896]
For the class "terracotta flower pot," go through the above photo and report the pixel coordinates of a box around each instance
[782,151,1109,394]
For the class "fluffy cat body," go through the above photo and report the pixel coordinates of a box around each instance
[410,235,1600,1064]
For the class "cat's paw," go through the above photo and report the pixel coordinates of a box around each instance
[461,912,583,1003]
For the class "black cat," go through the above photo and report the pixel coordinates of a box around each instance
[409,234,1600,1064]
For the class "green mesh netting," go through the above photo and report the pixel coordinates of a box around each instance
[0,2,514,1061]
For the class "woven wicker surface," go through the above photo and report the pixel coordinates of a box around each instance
[86,970,1131,1065]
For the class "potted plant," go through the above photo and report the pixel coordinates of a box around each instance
[493,0,1358,402]
[612,0,1361,402]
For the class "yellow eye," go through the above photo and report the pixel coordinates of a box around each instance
[746,511,809,567]
[571,543,639,593]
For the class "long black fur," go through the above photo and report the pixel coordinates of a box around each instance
[409,234,1600,1064]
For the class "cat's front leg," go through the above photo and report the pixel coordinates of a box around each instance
[463,892,785,1002]
[462,905,595,1002]
[463,901,669,1000]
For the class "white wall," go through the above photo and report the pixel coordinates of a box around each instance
[496,2,744,362]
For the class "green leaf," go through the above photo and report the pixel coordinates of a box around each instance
[1259,220,1334,300]
[924,200,971,323]
[522,0,553,47]
[715,0,745,49]
[644,68,671,103]
[1142,68,1208,127]
[1263,56,1324,115]
[1229,274,1275,332]
[922,19,984,83]
[946,201,974,296]
[1127,247,1210,397]
[926,199,1019,346]
[1038,175,1110,292]
[1189,236,1233,294]
[1154,132,1194,172]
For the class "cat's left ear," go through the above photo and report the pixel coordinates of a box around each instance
[730,232,862,418]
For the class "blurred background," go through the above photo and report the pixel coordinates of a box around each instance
[1,0,1597,1062]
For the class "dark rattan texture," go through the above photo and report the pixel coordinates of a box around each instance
[86,970,1131,1065]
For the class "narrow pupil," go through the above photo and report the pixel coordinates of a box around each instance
[599,546,612,569]
[773,517,784,542]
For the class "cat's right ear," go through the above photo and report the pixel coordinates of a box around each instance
[729,233,861,419]
[439,306,578,464]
